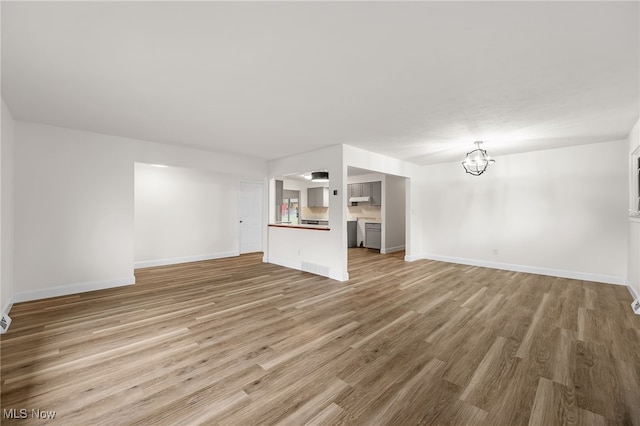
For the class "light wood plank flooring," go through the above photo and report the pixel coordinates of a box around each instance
[2,249,639,425]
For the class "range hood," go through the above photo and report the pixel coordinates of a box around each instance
[349,196,371,203]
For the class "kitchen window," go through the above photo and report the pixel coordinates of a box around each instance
[281,190,300,225]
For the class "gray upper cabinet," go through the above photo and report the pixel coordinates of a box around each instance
[370,181,382,206]
[307,187,329,207]
[347,181,382,206]
[361,182,372,197]
[349,183,362,198]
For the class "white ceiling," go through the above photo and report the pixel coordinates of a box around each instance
[2,1,638,165]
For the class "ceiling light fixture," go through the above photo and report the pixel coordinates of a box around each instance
[311,171,329,182]
[462,141,495,176]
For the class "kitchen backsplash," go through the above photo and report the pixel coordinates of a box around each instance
[301,204,382,221]
[347,204,381,221]
[301,206,329,220]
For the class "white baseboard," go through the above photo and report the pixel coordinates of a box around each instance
[415,253,626,285]
[404,254,423,262]
[331,270,348,282]
[381,245,405,254]
[2,296,14,318]
[628,283,639,301]
[14,276,136,303]
[134,251,239,269]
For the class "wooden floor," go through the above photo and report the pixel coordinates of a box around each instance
[2,249,639,425]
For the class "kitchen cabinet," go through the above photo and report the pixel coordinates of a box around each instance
[347,184,357,206]
[361,182,372,197]
[349,183,362,198]
[347,181,382,206]
[307,187,329,208]
[350,182,372,198]
[365,222,381,250]
[370,181,382,206]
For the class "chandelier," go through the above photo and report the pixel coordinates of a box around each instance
[462,141,495,176]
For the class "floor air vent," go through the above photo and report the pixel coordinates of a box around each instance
[0,314,12,334]
[301,262,330,277]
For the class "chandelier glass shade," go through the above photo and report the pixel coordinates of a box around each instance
[462,141,495,176]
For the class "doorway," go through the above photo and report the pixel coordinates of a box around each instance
[238,182,263,254]
[346,167,408,275]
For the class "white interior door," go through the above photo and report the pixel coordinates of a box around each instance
[238,182,263,254]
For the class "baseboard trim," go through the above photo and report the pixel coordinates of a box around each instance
[14,276,136,303]
[416,253,626,285]
[134,251,239,269]
[628,284,639,301]
[404,254,427,262]
[2,296,14,318]
[382,245,405,254]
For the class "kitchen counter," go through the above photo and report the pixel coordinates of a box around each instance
[300,219,329,225]
[356,217,381,223]
[269,223,330,231]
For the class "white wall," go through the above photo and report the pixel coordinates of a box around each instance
[628,119,640,298]
[384,174,406,253]
[14,122,136,301]
[1,99,16,315]
[9,118,632,302]
[134,164,241,267]
[267,145,346,280]
[13,121,267,302]
[419,140,629,284]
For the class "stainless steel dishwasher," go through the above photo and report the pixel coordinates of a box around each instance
[365,222,381,250]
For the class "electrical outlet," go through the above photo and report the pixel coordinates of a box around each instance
[632,299,640,315]
[493,249,498,255]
